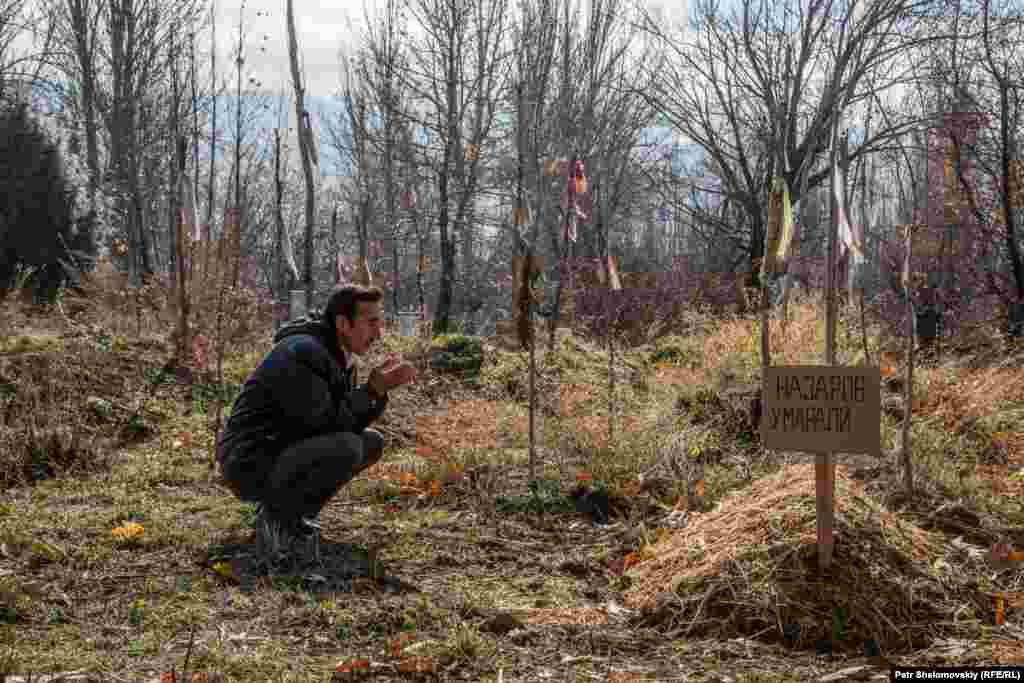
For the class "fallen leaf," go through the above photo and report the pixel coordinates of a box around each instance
[335,658,371,674]
[443,465,465,483]
[428,480,442,497]
[211,561,238,583]
[993,640,1024,665]
[389,633,415,658]
[575,471,594,483]
[111,522,145,542]
[160,672,176,683]
[623,551,643,570]
[397,656,434,674]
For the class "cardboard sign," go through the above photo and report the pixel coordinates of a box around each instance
[762,366,881,455]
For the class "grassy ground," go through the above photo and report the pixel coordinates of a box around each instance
[0,284,1022,682]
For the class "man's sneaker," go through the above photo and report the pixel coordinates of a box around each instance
[255,507,320,568]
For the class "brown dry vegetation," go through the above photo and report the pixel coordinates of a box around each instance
[0,268,1022,682]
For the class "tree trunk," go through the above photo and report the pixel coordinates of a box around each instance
[169,35,180,290]
[383,36,398,314]
[203,0,217,283]
[998,81,1024,335]
[66,0,101,219]
[286,0,316,311]
[433,27,459,338]
[273,127,299,329]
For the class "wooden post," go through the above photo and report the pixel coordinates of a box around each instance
[817,119,842,572]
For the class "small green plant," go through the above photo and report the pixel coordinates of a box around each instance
[239,502,259,528]
[0,607,17,625]
[174,575,193,593]
[28,446,51,480]
[368,622,387,640]
[142,367,173,387]
[46,606,68,625]
[125,638,146,656]
[0,383,15,404]
[830,606,850,642]
[431,334,484,380]
[271,575,304,592]
[128,598,145,626]
[88,397,113,419]
[123,414,149,439]
[496,478,574,515]
[335,621,354,641]
[191,381,241,414]
[94,332,113,353]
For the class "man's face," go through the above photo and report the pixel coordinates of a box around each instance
[335,300,383,356]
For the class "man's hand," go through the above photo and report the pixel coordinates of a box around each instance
[369,355,417,395]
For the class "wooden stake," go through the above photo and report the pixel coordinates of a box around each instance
[815,455,835,568]
[818,119,842,572]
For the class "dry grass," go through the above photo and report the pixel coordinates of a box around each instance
[0,275,1022,681]
[623,464,1004,653]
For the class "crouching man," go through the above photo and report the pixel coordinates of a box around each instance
[216,284,417,566]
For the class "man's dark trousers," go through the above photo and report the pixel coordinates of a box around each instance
[226,429,384,522]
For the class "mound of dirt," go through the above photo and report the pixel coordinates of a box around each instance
[623,464,1001,654]
[0,329,175,488]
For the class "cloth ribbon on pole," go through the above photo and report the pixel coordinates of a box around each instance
[761,176,795,276]
[561,159,590,243]
[834,158,863,267]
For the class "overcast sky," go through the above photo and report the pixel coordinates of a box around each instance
[13,0,693,180]
[212,0,688,101]
[200,0,692,177]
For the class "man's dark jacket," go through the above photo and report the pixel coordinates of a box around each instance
[216,312,388,497]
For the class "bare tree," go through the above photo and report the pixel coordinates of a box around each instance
[272,95,300,326]
[981,0,1024,332]
[0,0,57,91]
[403,0,510,336]
[285,0,318,310]
[641,0,933,276]
[541,0,663,350]
[49,0,104,220]
[356,0,408,314]
[326,54,376,288]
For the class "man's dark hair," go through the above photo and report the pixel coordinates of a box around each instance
[325,284,384,325]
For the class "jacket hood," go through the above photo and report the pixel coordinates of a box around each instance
[273,310,355,370]
[273,310,333,346]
